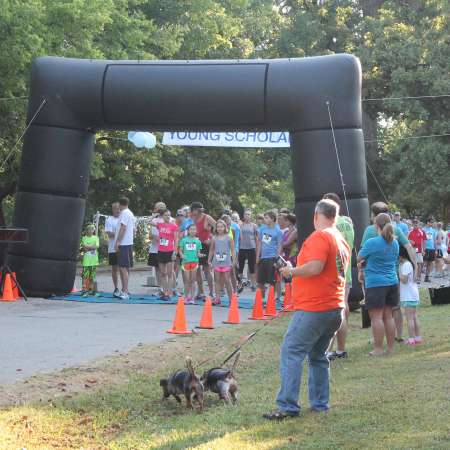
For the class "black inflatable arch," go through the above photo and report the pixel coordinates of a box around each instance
[9,54,369,296]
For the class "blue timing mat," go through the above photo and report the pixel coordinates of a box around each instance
[48,291,261,309]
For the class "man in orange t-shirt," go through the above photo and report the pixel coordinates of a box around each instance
[263,199,349,420]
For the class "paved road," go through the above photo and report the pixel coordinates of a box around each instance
[0,270,248,384]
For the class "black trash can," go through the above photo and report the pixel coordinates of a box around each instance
[429,287,450,305]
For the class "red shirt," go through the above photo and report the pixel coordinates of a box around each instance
[292,227,350,312]
[408,228,426,253]
[156,222,179,252]
[196,214,213,244]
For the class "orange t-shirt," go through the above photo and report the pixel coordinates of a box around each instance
[292,228,350,312]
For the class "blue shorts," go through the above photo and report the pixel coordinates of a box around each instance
[401,300,419,308]
[118,245,134,268]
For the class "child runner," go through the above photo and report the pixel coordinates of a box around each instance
[156,209,179,300]
[256,211,283,296]
[173,210,187,293]
[256,213,265,231]
[81,224,99,297]
[238,209,259,291]
[399,246,421,345]
[423,218,436,282]
[147,213,161,290]
[209,219,236,305]
[221,214,238,293]
[179,224,202,304]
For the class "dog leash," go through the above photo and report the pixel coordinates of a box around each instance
[195,307,290,369]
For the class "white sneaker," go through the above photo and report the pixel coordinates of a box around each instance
[113,288,121,298]
[120,292,130,300]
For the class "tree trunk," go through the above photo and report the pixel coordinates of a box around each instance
[0,182,16,265]
[361,0,385,16]
[362,108,382,203]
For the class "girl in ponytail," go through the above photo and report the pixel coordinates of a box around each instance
[375,213,394,243]
[358,212,400,356]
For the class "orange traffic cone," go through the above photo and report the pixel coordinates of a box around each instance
[249,288,265,320]
[12,272,20,300]
[264,285,277,317]
[223,293,240,324]
[1,273,17,302]
[167,297,193,334]
[197,296,214,329]
[283,283,294,311]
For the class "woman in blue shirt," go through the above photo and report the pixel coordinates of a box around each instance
[358,213,399,356]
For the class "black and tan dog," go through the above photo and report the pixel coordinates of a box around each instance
[201,352,240,404]
[160,357,204,410]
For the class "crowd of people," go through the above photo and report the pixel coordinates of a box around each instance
[78,194,449,419]
[83,199,299,303]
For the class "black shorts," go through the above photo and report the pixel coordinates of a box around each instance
[238,248,256,274]
[108,252,117,266]
[257,257,277,285]
[424,249,436,262]
[436,249,443,259]
[365,284,399,310]
[118,245,134,268]
[158,251,173,264]
[147,252,159,267]
[199,243,210,266]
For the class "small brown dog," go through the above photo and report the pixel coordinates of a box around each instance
[160,357,204,410]
[201,352,240,404]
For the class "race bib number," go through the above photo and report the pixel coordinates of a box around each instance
[216,253,227,262]
[426,233,433,240]
[262,233,272,244]
[186,243,196,251]
[160,238,169,247]
[88,250,96,256]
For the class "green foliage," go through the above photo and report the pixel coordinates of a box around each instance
[355,0,450,220]
[0,0,449,226]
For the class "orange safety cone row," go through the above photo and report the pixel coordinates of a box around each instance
[283,283,294,311]
[197,296,215,329]
[1,273,17,302]
[249,288,265,320]
[264,285,277,317]
[167,297,193,334]
[12,272,20,300]
[223,293,240,324]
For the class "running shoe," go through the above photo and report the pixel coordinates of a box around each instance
[195,294,206,302]
[212,298,221,306]
[113,288,121,298]
[185,297,196,305]
[119,292,130,301]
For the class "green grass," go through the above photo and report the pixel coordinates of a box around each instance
[1,292,450,449]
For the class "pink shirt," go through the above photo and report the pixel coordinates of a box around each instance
[156,222,179,252]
